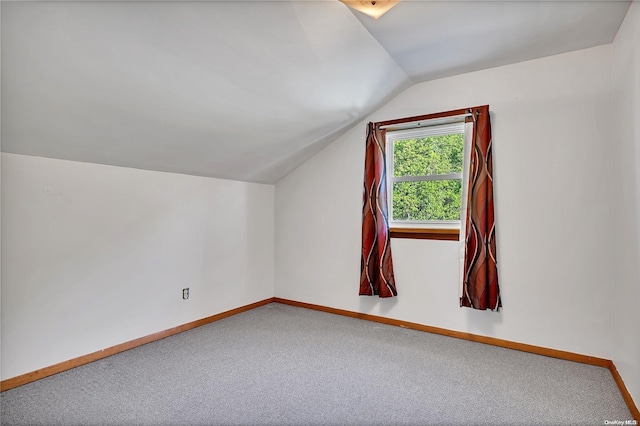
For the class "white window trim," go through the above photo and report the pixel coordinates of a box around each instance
[386,122,466,229]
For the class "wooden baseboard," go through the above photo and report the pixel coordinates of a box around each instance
[273,298,608,365]
[608,361,640,420]
[273,297,638,420]
[3,295,638,421]
[0,298,275,392]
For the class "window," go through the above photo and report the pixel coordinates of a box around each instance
[386,121,467,240]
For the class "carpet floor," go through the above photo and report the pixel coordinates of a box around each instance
[0,303,633,425]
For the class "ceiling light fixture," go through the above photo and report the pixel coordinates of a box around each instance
[339,0,400,19]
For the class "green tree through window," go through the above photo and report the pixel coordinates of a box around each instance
[390,133,464,222]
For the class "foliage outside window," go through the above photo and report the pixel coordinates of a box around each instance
[386,123,465,228]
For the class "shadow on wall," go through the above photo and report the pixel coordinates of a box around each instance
[357,289,503,336]
[463,305,503,336]
[358,295,399,317]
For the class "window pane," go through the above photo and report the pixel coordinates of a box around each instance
[393,134,464,177]
[392,180,462,221]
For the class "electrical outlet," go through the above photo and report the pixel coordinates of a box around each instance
[183,288,189,300]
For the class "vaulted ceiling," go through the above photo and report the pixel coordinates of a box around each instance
[1,0,631,183]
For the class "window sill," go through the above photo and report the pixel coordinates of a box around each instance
[389,227,460,241]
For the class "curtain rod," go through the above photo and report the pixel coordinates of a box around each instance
[377,105,488,130]
[379,112,471,131]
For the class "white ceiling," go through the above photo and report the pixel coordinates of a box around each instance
[1,0,631,183]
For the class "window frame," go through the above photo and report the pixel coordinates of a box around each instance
[380,110,474,241]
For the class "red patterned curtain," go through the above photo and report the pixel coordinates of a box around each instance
[460,106,501,310]
[360,122,397,298]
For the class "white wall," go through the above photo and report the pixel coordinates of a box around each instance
[0,4,3,384]
[1,153,274,380]
[275,44,615,359]
[612,1,640,405]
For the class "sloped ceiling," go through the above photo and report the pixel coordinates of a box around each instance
[1,0,631,183]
